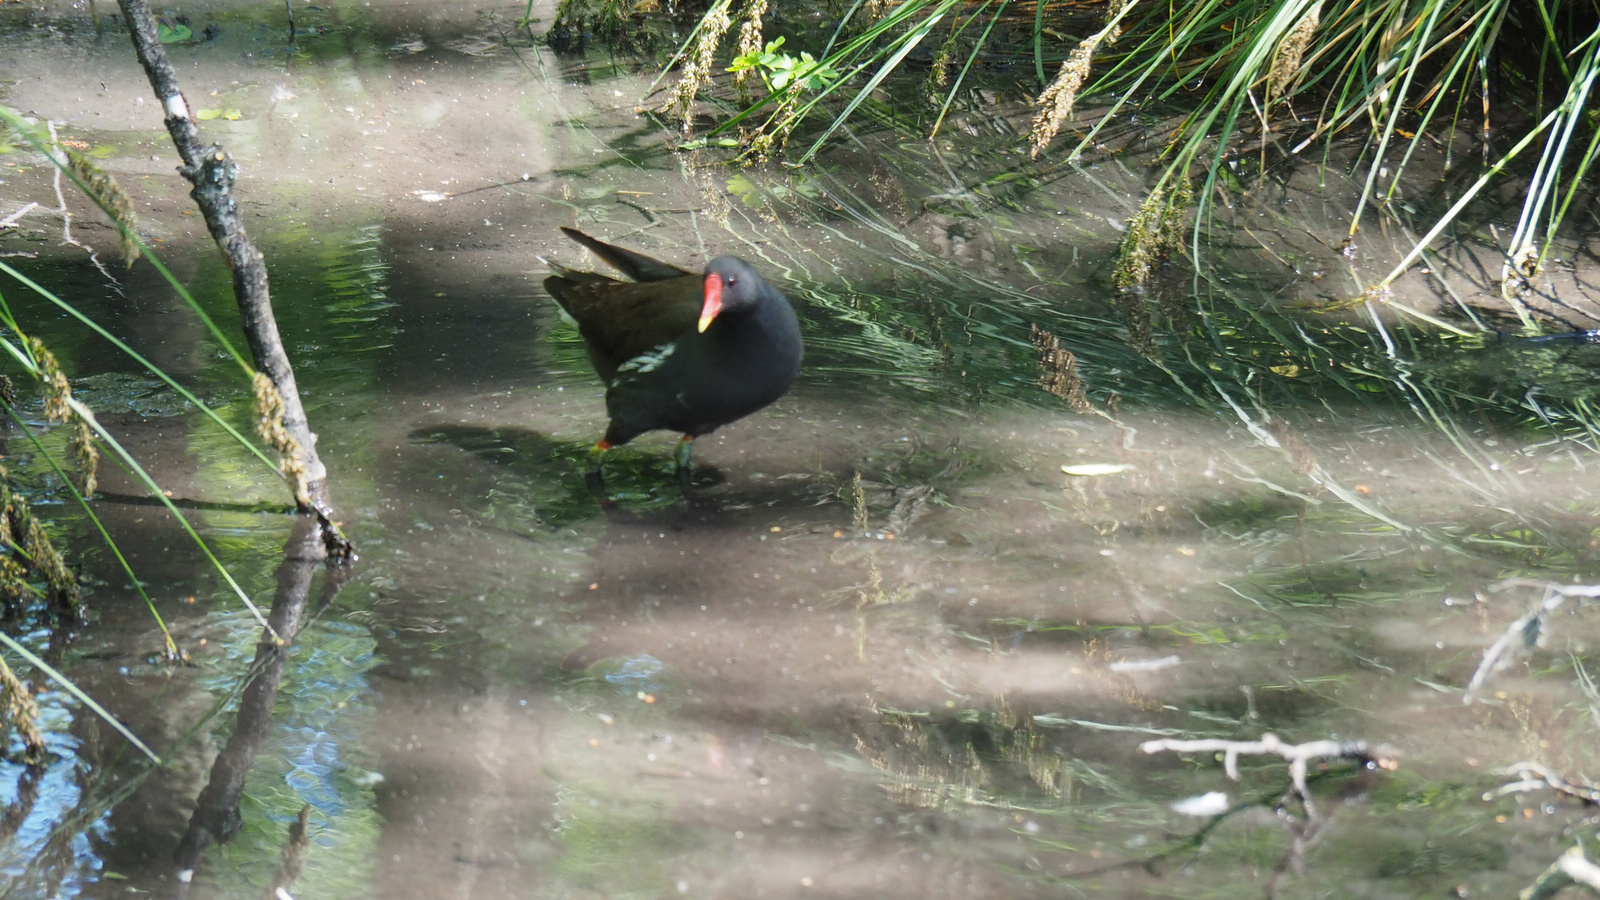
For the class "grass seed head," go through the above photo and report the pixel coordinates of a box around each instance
[30,338,71,424]
[71,419,98,499]
[64,147,141,266]
[1030,325,1093,412]
[732,0,768,102]
[1268,3,1321,103]
[0,656,47,763]
[1030,35,1105,158]
[1113,177,1192,290]
[662,2,733,134]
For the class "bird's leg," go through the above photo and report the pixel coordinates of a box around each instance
[673,435,695,471]
[586,440,611,493]
[673,435,696,484]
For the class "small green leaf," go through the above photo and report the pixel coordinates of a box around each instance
[679,137,740,150]
[725,35,837,95]
[157,20,192,42]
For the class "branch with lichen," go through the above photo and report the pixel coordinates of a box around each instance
[118,0,347,559]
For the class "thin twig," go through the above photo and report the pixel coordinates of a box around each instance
[1,202,42,229]
[1488,761,1600,805]
[1521,845,1600,900]
[1464,581,1600,704]
[41,122,121,290]
[1140,733,1397,806]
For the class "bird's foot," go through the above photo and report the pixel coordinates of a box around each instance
[586,440,611,494]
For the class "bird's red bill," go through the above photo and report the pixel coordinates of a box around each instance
[698,273,723,333]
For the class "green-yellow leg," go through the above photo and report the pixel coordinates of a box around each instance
[586,439,611,491]
[673,435,695,472]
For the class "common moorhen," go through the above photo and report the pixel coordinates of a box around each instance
[544,227,803,475]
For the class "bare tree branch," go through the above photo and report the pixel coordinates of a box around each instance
[114,0,351,561]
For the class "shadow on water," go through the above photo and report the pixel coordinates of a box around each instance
[3,1,1600,897]
[413,424,741,526]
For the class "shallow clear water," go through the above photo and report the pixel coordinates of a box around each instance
[3,2,1600,898]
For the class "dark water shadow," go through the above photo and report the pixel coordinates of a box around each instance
[408,423,761,523]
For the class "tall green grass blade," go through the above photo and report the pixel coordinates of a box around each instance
[1378,8,1498,199]
[646,0,732,94]
[930,0,1004,139]
[1034,0,1047,87]
[797,7,954,164]
[0,260,280,472]
[1,398,177,656]
[0,324,277,636]
[1347,0,1453,238]
[706,0,957,147]
[1543,125,1600,254]
[65,397,277,636]
[823,0,952,68]
[0,632,161,763]
[1502,26,1600,285]
[0,106,256,376]
[1373,106,1561,294]
[820,0,872,59]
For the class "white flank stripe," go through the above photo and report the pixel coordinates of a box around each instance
[618,342,676,374]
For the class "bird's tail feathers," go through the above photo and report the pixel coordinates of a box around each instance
[559,227,693,283]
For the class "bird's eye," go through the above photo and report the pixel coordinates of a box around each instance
[726,276,738,286]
